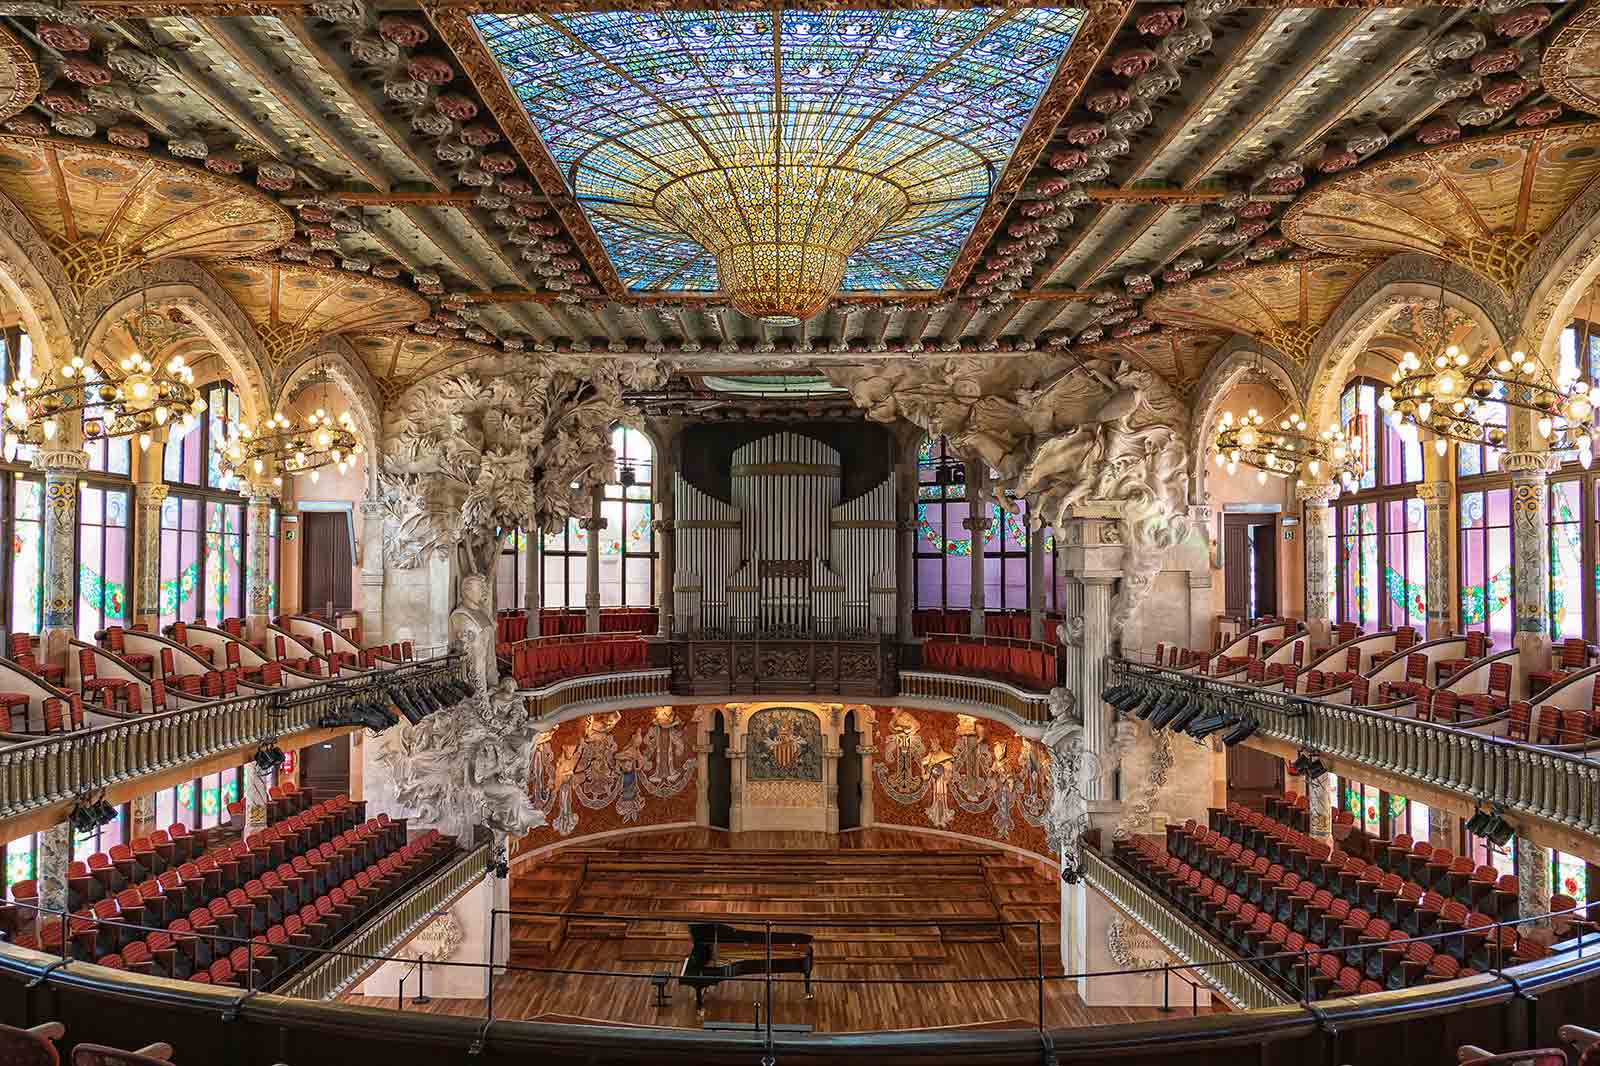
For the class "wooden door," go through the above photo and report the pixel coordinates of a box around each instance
[837,710,863,831]
[299,735,350,799]
[301,511,352,617]
[1252,520,1278,617]
[1222,514,1253,619]
[708,710,731,830]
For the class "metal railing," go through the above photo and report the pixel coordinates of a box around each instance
[0,653,463,821]
[898,670,1053,726]
[280,835,492,1001]
[1107,658,1600,839]
[1081,846,1290,1011]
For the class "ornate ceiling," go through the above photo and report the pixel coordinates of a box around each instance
[0,0,1591,401]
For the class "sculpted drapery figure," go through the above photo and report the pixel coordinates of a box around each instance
[449,573,497,690]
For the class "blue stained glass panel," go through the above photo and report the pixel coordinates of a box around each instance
[472,8,1084,293]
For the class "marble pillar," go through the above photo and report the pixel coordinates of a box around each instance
[1517,837,1551,926]
[1505,451,1553,659]
[37,822,70,918]
[896,459,916,640]
[37,449,86,661]
[964,463,989,637]
[1415,481,1453,639]
[823,710,841,834]
[245,759,271,842]
[1028,522,1046,642]
[1297,481,1336,648]
[694,730,712,826]
[133,482,168,633]
[654,442,676,637]
[1306,773,1334,842]
[246,486,279,645]
[357,498,385,644]
[582,485,605,634]
[1079,576,1115,801]
[523,531,541,620]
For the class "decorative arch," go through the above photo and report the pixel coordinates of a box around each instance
[77,261,271,424]
[1301,254,1514,437]
[1516,178,1600,369]
[1186,335,1303,498]
[273,335,385,467]
[0,188,73,369]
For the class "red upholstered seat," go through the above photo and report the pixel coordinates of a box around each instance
[0,1021,64,1066]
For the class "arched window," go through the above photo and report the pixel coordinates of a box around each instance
[914,436,1052,614]
[599,426,655,607]
[0,327,42,634]
[1546,319,1600,642]
[1330,378,1426,632]
[164,381,239,488]
[496,528,526,610]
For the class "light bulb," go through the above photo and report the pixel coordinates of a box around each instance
[1308,460,1320,477]
[1539,416,1553,439]
[253,458,264,475]
[6,399,25,426]
[337,462,348,475]
[1214,453,1225,469]
[310,469,320,484]
[60,364,74,379]
[1378,392,1393,411]
[1583,448,1594,471]
[1418,402,1431,421]
[138,433,151,452]
[1256,470,1267,485]
[1226,462,1237,476]
[1435,438,1448,457]
[41,418,56,441]
[153,405,169,426]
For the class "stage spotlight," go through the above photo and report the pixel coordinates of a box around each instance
[1289,751,1327,783]
[1466,806,1493,837]
[1221,716,1259,746]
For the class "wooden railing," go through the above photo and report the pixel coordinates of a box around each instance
[279,835,491,1001]
[0,654,463,821]
[1080,845,1290,1011]
[1109,658,1600,839]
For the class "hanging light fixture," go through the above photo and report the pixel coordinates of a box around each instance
[3,282,201,453]
[1381,271,1593,460]
[1211,346,1363,487]
[213,354,361,483]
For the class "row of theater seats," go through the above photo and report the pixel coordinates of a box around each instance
[0,1019,180,1066]
[534,608,660,637]
[919,638,1058,690]
[911,610,1051,640]
[1114,802,1553,999]
[501,635,649,688]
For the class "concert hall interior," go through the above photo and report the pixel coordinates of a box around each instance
[3,0,1600,1063]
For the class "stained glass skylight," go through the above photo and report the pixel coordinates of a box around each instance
[473,8,1083,295]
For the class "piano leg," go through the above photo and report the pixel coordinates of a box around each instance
[805,964,814,1000]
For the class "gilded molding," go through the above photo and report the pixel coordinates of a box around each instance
[1542,1,1600,118]
[0,25,38,125]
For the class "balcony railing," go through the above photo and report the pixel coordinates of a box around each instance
[897,671,1053,726]
[1108,658,1600,840]
[0,654,463,821]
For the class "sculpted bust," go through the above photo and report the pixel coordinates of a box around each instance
[449,573,497,690]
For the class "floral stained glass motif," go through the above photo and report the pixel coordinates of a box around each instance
[472,8,1085,292]
[11,480,42,637]
[1551,480,1584,640]
[1555,851,1588,905]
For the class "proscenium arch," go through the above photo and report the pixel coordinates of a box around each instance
[1186,335,1304,499]
[273,335,385,478]
[0,188,74,370]
[77,265,272,426]
[1301,254,1514,439]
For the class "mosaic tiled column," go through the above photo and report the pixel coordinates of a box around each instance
[1517,836,1551,927]
[1504,451,1553,655]
[246,484,279,645]
[963,462,989,638]
[1429,806,1458,850]
[1306,773,1334,842]
[1078,576,1115,801]
[130,793,156,839]
[245,760,270,842]
[37,821,70,919]
[1415,481,1454,638]
[37,449,86,662]
[1296,481,1336,649]
[133,482,168,633]
[582,486,605,634]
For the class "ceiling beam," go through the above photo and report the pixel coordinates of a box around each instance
[76,0,1483,14]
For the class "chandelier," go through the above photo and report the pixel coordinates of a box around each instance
[215,408,361,486]
[3,350,201,454]
[655,157,909,323]
[1212,407,1363,488]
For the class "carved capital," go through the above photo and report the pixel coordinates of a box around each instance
[1502,450,1557,475]
[32,449,88,473]
[1294,481,1338,505]
[1414,481,1453,504]
[651,518,675,533]
[960,515,994,532]
[135,483,169,505]
[578,517,609,532]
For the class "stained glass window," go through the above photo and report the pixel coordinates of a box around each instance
[542,518,588,611]
[1552,479,1585,640]
[10,478,42,637]
[1459,488,1514,648]
[472,8,1084,293]
[159,495,202,630]
[4,834,34,896]
[599,425,656,607]
[496,528,526,612]
[1457,382,1505,478]
[1554,850,1589,905]
[1384,497,1427,630]
[80,366,132,477]
[203,501,245,625]
[1339,502,1379,630]
[77,485,129,641]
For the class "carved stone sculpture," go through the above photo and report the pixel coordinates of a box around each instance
[449,572,497,690]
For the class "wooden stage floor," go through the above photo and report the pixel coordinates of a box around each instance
[338,829,1207,1033]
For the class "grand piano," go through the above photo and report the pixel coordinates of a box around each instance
[678,922,814,1012]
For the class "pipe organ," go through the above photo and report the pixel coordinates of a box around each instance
[673,431,896,637]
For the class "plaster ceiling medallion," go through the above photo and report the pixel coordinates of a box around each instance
[0,136,294,295]
[472,8,1085,320]
[208,262,430,366]
[1072,328,1227,396]
[1143,257,1380,367]
[1542,3,1600,118]
[1281,124,1600,295]
[0,26,39,125]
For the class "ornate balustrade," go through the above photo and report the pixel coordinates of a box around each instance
[0,654,463,822]
[1109,658,1600,840]
[897,671,1052,727]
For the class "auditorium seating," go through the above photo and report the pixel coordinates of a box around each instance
[10,633,64,685]
[1311,621,1362,661]
[919,636,1057,690]
[1113,799,1554,999]
[911,609,1055,640]
[504,634,650,688]
[0,1018,180,1066]
[538,608,660,637]
[1529,639,1597,697]
[1435,631,1493,682]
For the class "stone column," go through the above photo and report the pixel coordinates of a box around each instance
[1517,836,1551,926]
[245,759,271,841]
[37,448,86,662]
[133,482,168,633]
[857,712,876,827]
[1504,450,1553,660]
[1307,773,1334,842]
[1415,481,1454,639]
[823,705,841,834]
[37,821,70,918]
[1079,576,1115,800]
[130,793,157,839]
[1297,481,1337,648]
[694,730,712,827]
[246,483,280,646]
[356,498,385,645]
[896,458,917,640]
[1428,806,1458,851]
[654,496,675,639]
[582,485,605,634]
[523,531,541,620]
[964,462,989,637]
[1028,521,1046,642]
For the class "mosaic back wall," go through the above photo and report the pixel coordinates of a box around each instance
[513,705,698,857]
[871,706,1054,861]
